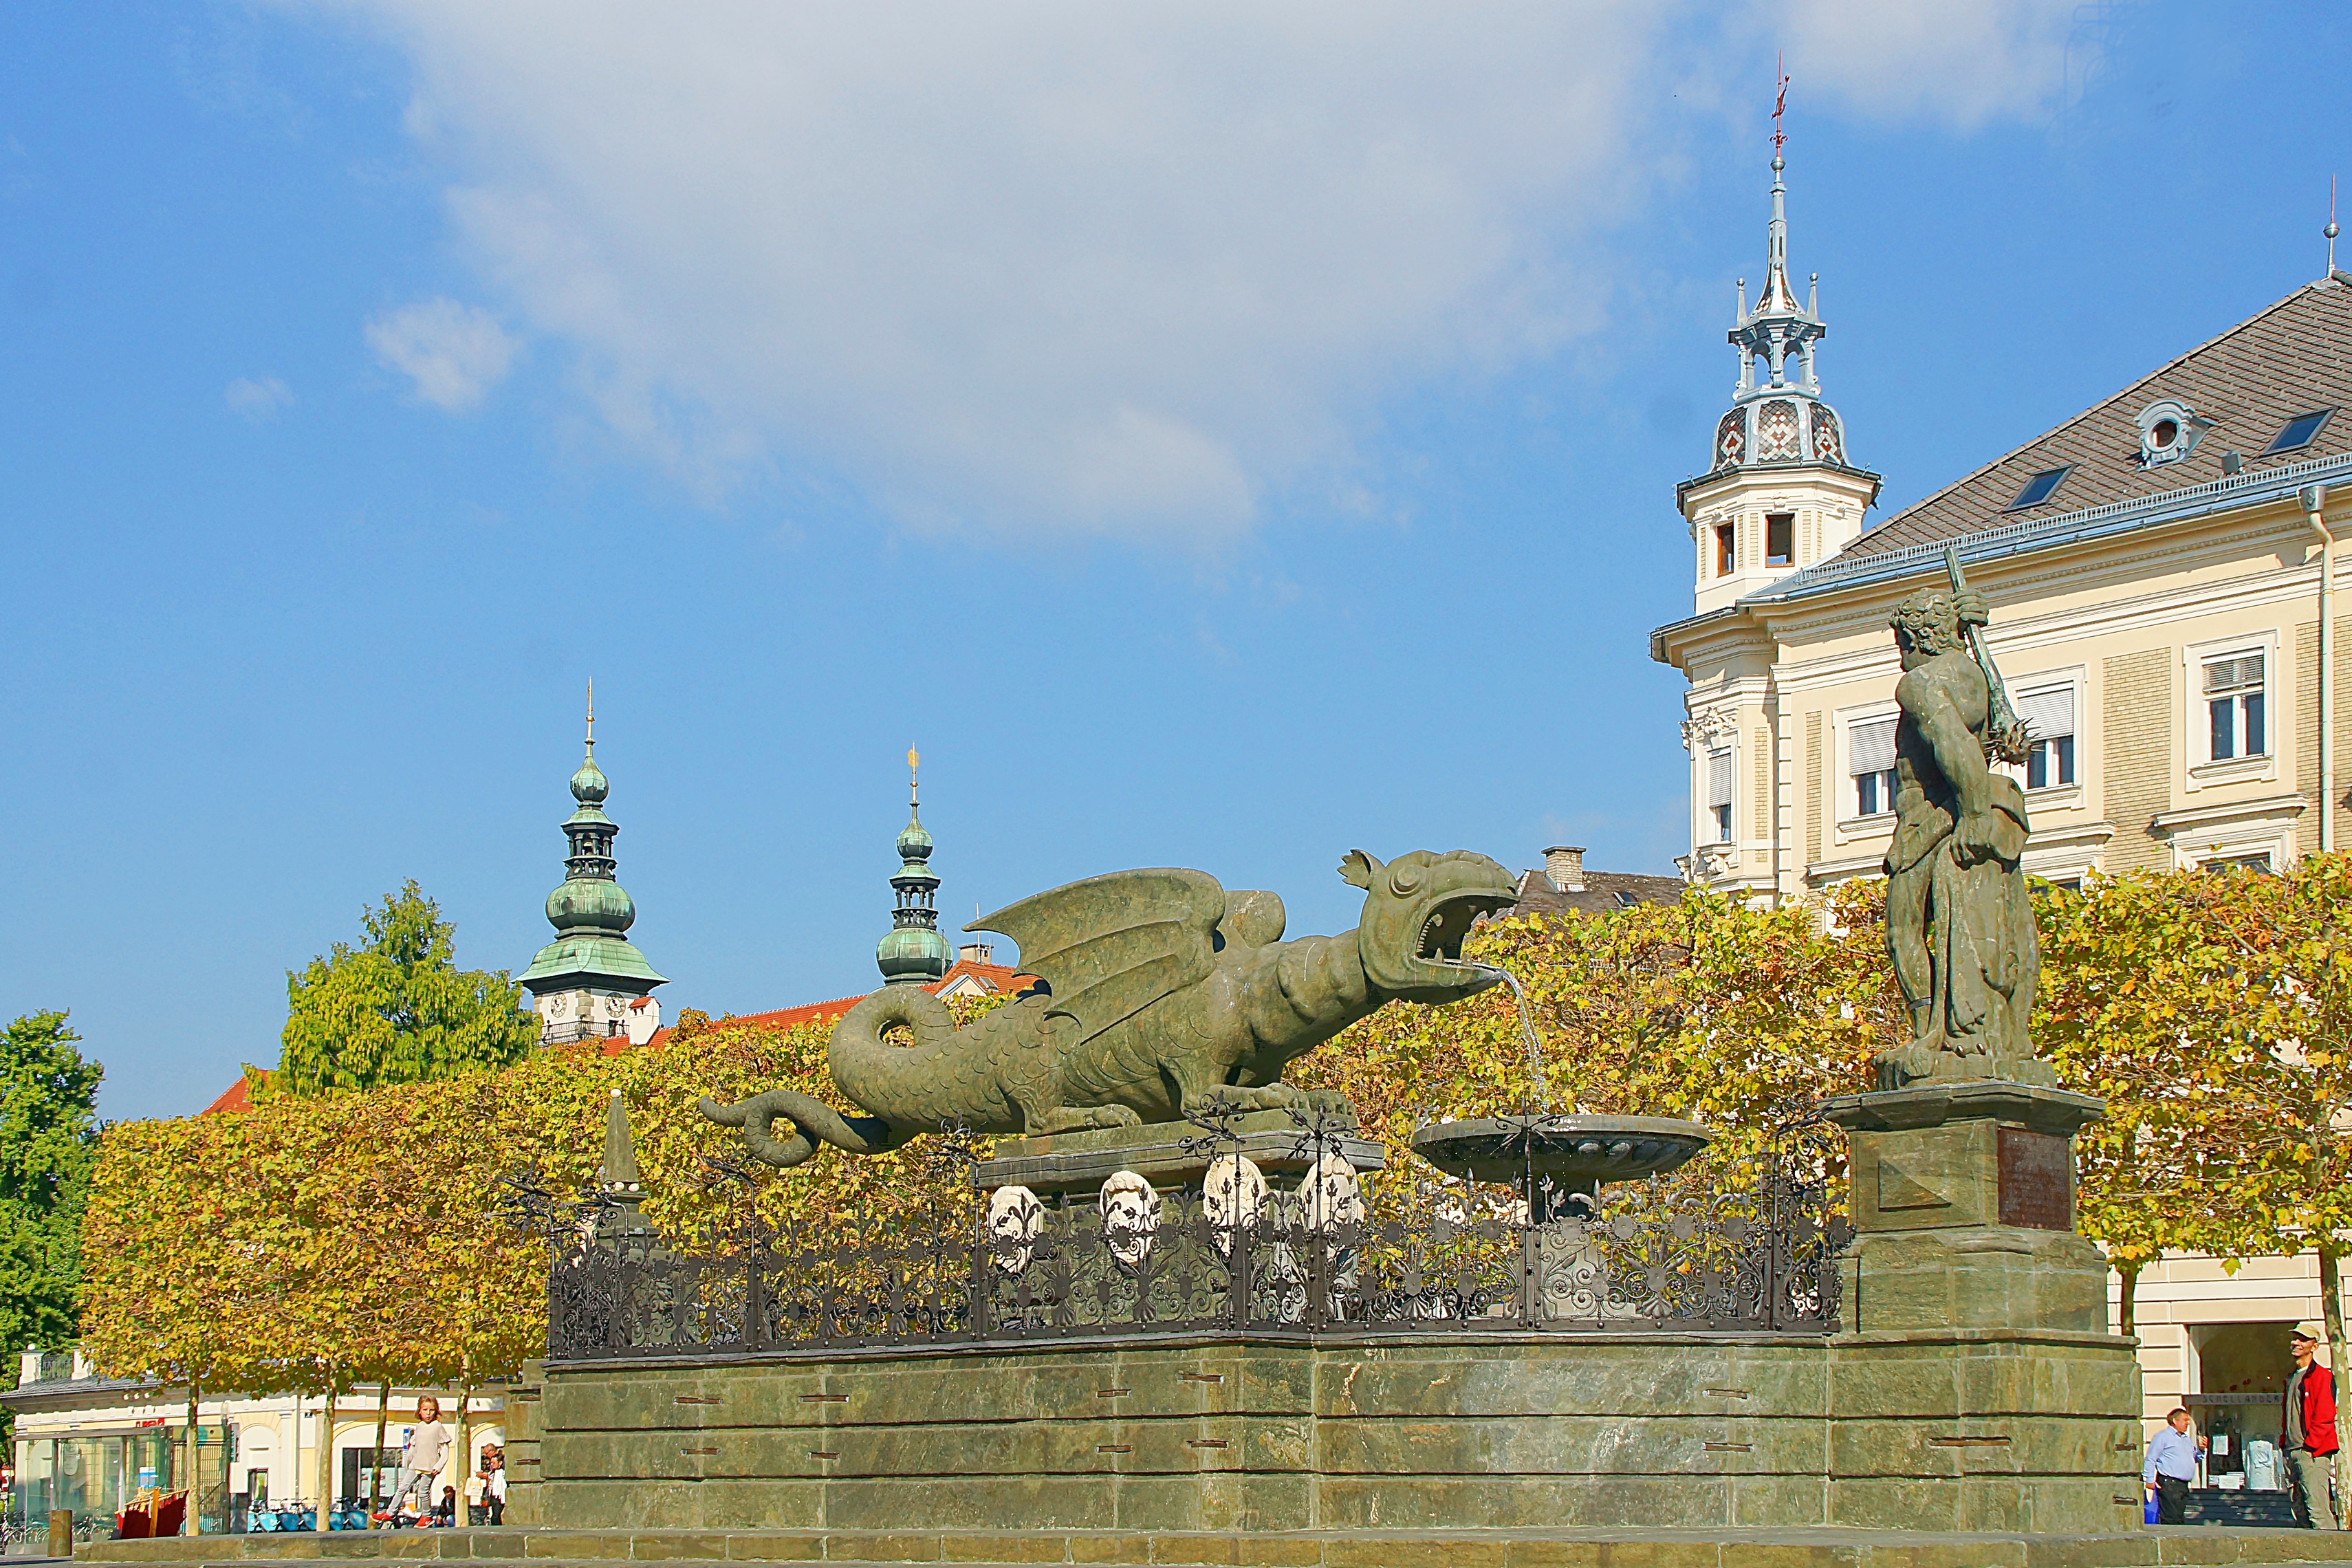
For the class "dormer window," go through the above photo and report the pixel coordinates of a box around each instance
[2263,408,2334,455]
[2136,398,2210,468]
[2003,466,2071,512]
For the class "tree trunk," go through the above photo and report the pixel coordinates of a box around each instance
[457,1371,474,1525]
[2117,1262,2142,1340]
[184,1384,201,1536]
[317,1385,338,1529]
[370,1382,391,1518]
[2324,1248,2350,1528]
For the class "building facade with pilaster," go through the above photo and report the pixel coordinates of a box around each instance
[1651,144,2352,1465]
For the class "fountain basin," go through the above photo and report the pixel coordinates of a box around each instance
[1412,1113,1713,1194]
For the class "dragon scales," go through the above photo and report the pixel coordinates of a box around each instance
[699,849,1518,1167]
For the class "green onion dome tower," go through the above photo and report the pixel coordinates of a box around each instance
[875,748,953,987]
[519,684,668,1044]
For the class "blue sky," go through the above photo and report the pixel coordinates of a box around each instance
[3,2,2346,1122]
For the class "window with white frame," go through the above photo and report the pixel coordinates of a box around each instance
[2202,650,2267,762]
[1849,716,1897,818]
[2014,683,2076,790]
[1706,748,1733,842]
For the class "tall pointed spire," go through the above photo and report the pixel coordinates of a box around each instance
[875,747,951,986]
[1706,67,1849,476]
[519,689,666,1043]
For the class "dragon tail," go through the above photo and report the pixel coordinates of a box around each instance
[696,1088,910,1169]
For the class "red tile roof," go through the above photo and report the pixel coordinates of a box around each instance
[200,959,1038,1113]
[630,959,1034,1051]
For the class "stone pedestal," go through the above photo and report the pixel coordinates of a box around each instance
[1819,1080,2142,1534]
[501,1358,545,1527]
[1826,1080,2109,1334]
[972,1109,1384,1200]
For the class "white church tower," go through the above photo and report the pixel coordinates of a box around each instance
[1669,100,1880,894]
[1679,130,1878,616]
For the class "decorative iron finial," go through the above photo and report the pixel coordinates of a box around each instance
[2327,175,2340,280]
[908,745,920,808]
[585,679,596,757]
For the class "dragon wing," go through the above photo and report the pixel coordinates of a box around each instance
[969,868,1226,1044]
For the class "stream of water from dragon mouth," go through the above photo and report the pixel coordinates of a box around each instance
[1463,961,1551,1113]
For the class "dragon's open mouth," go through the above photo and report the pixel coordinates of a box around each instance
[1415,891,1515,964]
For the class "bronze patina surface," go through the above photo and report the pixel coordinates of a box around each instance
[702,850,1518,1166]
[1877,558,2053,1091]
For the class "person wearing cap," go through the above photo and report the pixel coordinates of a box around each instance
[2144,1407,2206,1524]
[2283,1322,2341,1530]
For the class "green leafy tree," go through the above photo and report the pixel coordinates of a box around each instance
[1299,886,1897,1190]
[0,1010,102,1440]
[2034,856,2352,1499]
[277,882,539,1095]
[2034,874,2264,1336]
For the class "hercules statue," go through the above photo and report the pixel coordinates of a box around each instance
[1875,557,2056,1091]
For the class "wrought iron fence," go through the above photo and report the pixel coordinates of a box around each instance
[530,1113,1849,1362]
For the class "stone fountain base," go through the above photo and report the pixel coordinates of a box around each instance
[501,1078,2136,1540]
[501,1328,2140,1536]
[80,1522,2352,1568]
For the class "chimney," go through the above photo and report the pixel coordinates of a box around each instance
[958,941,994,966]
[1543,846,1586,893]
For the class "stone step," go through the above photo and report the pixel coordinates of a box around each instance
[68,1526,2352,1568]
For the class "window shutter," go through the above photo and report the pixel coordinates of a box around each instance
[2015,685,2074,741]
[1707,748,1734,809]
[2204,653,2263,694]
[1849,717,1897,777]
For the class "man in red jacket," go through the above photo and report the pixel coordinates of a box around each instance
[2285,1322,2341,1530]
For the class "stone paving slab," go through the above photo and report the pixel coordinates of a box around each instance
[69,1527,2352,1568]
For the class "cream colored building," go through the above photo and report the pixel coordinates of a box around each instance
[3,1348,502,1534]
[1652,152,2352,1473]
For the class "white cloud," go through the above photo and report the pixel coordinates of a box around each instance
[307,1,2080,536]
[364,296,518,412]
[224,375,293,420]
[1761,0,2082,131]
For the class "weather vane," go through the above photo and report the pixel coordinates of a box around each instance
[908,745,920,807]
[1772,54,1789,160]
[585,679,596,750]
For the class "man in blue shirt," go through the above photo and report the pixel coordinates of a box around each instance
[2144,1407,2206,1524]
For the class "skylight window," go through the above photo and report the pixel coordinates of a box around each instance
[2263,409,2334,455]
[2003,466,2072,512]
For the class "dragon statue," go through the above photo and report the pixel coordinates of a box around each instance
[699,849,1518,1168]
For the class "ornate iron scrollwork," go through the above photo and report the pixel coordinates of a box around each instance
[525,1109,1851,1360]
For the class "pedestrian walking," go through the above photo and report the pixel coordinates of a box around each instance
[2283,1323,2342,1531]
[483,1446,506,1526]
[384,1397,452,1524]
[465,1467,488,1527]
[2143,1407,2205,1524]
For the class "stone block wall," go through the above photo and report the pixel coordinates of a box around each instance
[526,1329,2139,1536]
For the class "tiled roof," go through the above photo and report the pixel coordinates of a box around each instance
[200,960,1042,1113]
[1841,273,2352,561]
[639,958,1036,1049]
[1510,868,1684,915]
